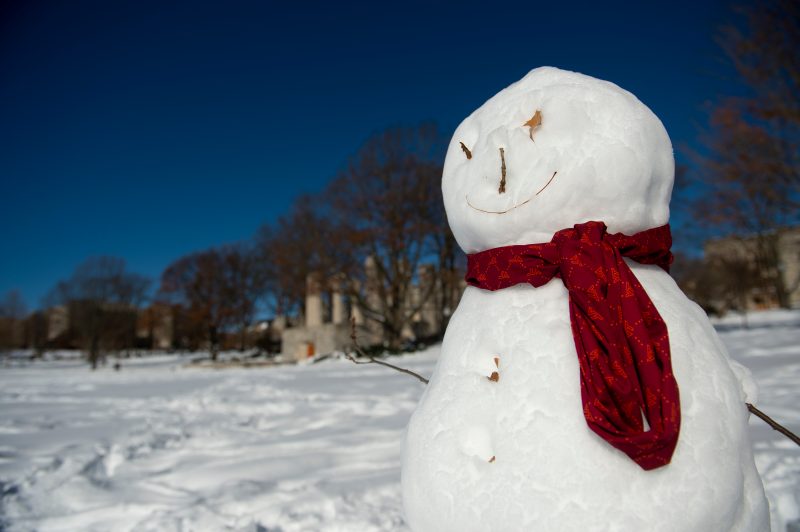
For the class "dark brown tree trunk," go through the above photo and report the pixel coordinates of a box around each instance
[89,335,99,370]
[209,325,219,362]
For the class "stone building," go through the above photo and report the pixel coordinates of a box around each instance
[281,261,464,362]
[46,305,69,341]
[704,226,800,311]
[281,272,357,362]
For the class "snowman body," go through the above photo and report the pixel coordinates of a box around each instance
[401,67,769,531]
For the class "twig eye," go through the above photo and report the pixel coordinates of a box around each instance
[459,142,472,160]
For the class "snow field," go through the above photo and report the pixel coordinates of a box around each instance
[0,310,798,531]
[713,311,800,530]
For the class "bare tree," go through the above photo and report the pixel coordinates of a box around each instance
[690,0,800,308]
[222,244,262,350]
[718,0,799,188]
[254,195,352,319]
[47,257,151,369]
[693,101,798,307]
[159,249,237,360]
[326,124,449,350]
[251,124,461,350]
[23,311,48,357]
[0,290,27,352]
[0,290,27,320]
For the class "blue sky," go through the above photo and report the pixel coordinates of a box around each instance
[1,0,743,309]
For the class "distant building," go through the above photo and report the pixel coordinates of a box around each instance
[281,272,357,362]
[136,303,174,350]
[782,228,800,308]
[281,260,464,361]
[46,305,69,341]
[704,226,800,311]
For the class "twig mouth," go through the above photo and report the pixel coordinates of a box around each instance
[466,194,532,214]
[465,171,558,215]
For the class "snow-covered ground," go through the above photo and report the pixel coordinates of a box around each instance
[1,310,798,531]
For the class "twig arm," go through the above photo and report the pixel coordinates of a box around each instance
[747,403,800,446]
[346,317,429,385]
[344,351,429,384]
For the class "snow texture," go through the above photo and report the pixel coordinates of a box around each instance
[0,312,798,531]
[403,67,770,531]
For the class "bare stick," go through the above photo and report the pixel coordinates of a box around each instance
[747,403,800,446]
[346,317,429,385]
[498,147,507,194]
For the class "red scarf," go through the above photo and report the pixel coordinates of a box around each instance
[465,221,680,470]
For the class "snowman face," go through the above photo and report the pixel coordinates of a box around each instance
[442,67,674,254]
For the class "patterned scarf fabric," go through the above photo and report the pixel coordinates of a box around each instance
[465,221,680,470]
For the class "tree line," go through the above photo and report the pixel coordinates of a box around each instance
[1,124,460,364]
[2,0,797,363]
[672,0,799,314]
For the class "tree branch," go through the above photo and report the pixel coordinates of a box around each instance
[747,403,800,446]
[345,317,429,384]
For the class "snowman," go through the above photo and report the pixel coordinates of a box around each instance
[401,67,769,531]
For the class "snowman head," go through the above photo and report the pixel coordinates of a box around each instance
[442,67,674,253]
